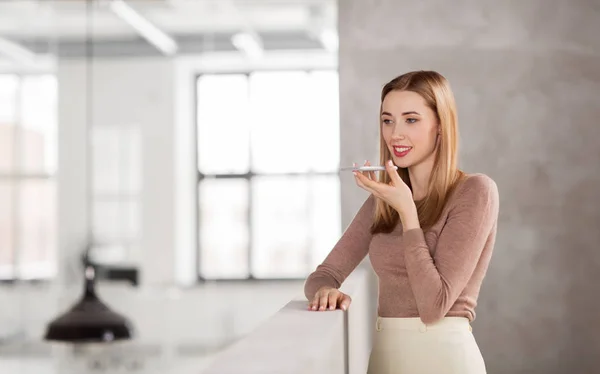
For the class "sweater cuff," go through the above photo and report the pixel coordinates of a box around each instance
[403,228,428,251]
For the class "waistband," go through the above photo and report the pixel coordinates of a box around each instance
[375,317,472,333]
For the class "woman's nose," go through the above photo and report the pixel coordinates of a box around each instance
[391,125,405,139]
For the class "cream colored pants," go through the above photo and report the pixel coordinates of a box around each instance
[367,317,487,374]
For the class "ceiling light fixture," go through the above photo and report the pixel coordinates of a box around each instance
[109,0,178,56]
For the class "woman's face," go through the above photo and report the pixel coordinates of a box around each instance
[381,90,439,169]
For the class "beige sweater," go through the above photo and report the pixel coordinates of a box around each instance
[304,173,499,324]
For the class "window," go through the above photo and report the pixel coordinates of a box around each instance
[196,70,341,280]
[89,124,142,269]
[0,74,58,280]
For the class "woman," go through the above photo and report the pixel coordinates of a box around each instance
[304,70,499,373]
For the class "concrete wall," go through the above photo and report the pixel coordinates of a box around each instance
[338,1,600,373]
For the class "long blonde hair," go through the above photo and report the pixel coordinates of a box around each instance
[371,71,465,234]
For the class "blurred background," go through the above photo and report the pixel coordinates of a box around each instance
[0,0,599,373]
[1,0,339,372]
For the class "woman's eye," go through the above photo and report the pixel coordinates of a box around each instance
[406,118,418,124]
[382,119,393,125]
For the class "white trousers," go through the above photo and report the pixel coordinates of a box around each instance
[367,317,487,374]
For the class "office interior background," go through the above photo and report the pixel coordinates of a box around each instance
[1,0,599,373]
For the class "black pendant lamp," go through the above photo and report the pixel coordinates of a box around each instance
[44,265,134,343]
[44,0,134,343]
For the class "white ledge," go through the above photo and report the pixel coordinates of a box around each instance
[202,266,375,374]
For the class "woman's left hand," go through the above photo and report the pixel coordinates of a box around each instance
[353,160,416,217]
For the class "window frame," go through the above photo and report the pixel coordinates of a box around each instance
[194,68,341,282]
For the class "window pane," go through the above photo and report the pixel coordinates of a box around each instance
[252,175,342,278]
[306,71,340,172]
[0,124,15,173]
[92,125,142,195]
[18,179,57,279]
[0,75,18,173]
[197,75,250,174]
[92,199,140,244]
[19,75,58,174]
[251,176,311,278]
[249,71,311,174]
[199,179,249,279]
[308,175,341,268]
[0,75,18,123]
[0,182,15,279]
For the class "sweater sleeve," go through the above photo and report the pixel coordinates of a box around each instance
[402,175,499,324]
[303,195,375,300]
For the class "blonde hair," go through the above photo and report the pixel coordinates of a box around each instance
[371,71,465,234]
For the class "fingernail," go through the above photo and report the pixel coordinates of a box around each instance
[353,172,358,176]
[388,160,393,166]
[329,306,335,310]
[341,305,347,311]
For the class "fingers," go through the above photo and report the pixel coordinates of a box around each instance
[354,168,380,195]
[354,172,377,195]
[364,160,376,181]
[339,294,352,311]
[309,286,330,310]
[328,292,338,310]
[307,288,351,311]
[386,159,402,185]
[319,291,329,311]
[353,160,376,191]
[309,293,320,311]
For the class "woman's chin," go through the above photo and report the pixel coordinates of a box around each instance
[392,156,412,169]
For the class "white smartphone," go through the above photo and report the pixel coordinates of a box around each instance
[340,165,398,172]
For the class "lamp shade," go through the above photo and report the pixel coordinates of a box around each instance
[44,266,134,343]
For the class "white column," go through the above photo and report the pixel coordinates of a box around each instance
[57,57,176,288]
[57,61,89,287]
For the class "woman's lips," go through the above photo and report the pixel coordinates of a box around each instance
[392,146,412,157]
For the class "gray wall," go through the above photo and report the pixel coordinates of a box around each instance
[338,1,600,373]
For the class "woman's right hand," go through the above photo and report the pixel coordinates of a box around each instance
[308,286,352,311]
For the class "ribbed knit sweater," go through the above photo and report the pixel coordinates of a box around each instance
[304,174,499,324]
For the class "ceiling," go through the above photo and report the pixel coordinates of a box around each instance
[0,0,337,59]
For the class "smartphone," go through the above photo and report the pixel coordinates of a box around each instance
[340,165,397,171]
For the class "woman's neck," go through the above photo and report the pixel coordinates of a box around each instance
[408,156,435,200]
